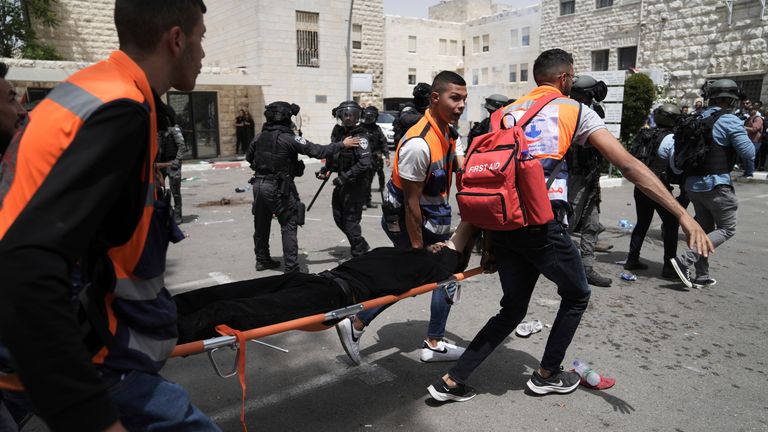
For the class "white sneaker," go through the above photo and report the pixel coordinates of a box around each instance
[420,340,466,362]
[335,317,364,365]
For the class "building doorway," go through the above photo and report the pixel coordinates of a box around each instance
[167,91,220,159]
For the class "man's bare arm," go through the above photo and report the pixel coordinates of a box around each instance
[589,128,714,257]
[400,178,426,248]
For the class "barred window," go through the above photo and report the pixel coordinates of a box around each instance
[560,0,575,15]
[592,49,609,71]
[482,34,490,52]
[296,11,320,68]
[408,36,417,53]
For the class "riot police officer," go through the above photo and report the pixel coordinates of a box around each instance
[360,106,389,209]
[320,101,372,257]
[392,82,432,145]
[247,101,359,272]
[566,75,613,287]
[467,94,511,148]
[156,103,188,224]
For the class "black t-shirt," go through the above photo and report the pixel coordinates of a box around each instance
[328,247,459,300]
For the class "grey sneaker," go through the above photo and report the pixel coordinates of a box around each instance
[335,317,364,365]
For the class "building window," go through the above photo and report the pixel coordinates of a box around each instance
[462,40,466,56]
[560,0,575,15]
[521,27,530,46]
[520,63,529,82]
[510,29,519,47]
[408,68,417,85]
[473,36,480,53]
[352,24,362,50]
[482,34,490,52]
[439,38,447,55]
[509,64,517,82]
[296,11,320,67]
[591,49,609,71]
[597,0,614,8]
[472,69,479,85]
[449,39,458,55]
[618,46,638,70]
[408,35,417,53]
[481,67,489,83]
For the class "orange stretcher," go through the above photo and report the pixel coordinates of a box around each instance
[0,267,484,394]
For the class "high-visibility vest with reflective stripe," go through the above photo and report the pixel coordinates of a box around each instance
[387,109,454,237]
[501,85,582,203]
[0,50,177,373]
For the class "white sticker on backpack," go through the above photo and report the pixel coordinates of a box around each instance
[507,105,561,157]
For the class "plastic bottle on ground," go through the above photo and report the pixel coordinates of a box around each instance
[572,359,601,386]
[618,219,635,231]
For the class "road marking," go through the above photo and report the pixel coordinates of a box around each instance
[167,272,233,293]
[362,214,381,219]
[305,217,322,222]
[199,218,236,226]
[208,348,401,423]
[754,193,768,199]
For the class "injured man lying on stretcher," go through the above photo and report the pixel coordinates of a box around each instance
[174,223,477,344]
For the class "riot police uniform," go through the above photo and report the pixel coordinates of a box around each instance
[157,103,188,224]
[566,76,613,287]
[323,101,372,257]
[247,101,346,272]
[467,94,511,148]
[392,82,431,145]
[360,106,389,208]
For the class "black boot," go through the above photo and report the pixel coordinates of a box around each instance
[585,266,612,287]
[661,262,676,278]
[255,259,281,271]
[624,257,649,271]
[173,207,183,225]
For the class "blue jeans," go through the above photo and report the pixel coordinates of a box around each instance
[356,218,452,339]
[449,222,591,383]
[743,141,762,176]
[104,369,220,432]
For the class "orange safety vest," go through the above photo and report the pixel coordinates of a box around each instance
[387,109,454,237]
[501,85,582,203]
[0,50,177,372]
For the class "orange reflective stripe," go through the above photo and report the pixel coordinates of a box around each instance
[391,109,454,192]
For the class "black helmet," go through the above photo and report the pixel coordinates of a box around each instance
[362,106,379,125]
[571,75,608,104]
[484,94,508,113]
[413,82,432,111]
[265,101,300,124]
[705,79,741,102]
[653,103,682,128]
[335,100,362,127]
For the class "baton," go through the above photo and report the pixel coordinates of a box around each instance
[307,176,330,212]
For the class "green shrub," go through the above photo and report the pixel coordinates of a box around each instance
[620,73,656,146]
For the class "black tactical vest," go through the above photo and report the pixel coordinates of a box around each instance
[251,124,296,177]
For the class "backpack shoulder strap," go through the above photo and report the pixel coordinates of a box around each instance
[489,93,561,133]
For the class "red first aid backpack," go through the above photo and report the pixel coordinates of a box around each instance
[456,94,561,231]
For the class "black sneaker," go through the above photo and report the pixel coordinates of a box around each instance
[255,259,281,271]
[669,257,693,288]
[623,258,649,271]
[661,263,677,279]
[526,369,580,395]
[427,378,477,402]
[585,267,612,287]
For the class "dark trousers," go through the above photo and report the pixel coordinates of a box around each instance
[332,180,369,256]
[366,158,386,205]
[174,272,346,343]
[235,128,247,154]
[161,167,182,211]
[628,186,680,263]
[449,222,591,382]
[252,178,300,272]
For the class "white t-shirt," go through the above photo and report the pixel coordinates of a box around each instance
[397,128,455,182]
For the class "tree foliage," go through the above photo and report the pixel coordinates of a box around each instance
[0,0,61,60]
[620,73,656,145]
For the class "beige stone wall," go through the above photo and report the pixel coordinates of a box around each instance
[428,0,495,22]
[540,0,768,103]
[352,0,385,108]
[35,0,118,62]
[187,84,261,157]
[640,0,768,103]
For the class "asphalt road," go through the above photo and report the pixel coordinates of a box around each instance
[24,161,768,431]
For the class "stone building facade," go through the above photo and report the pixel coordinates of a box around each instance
[540,0,768,104]
[352,0,385,108]
[5,0,387,157]
[384,0,540,130]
